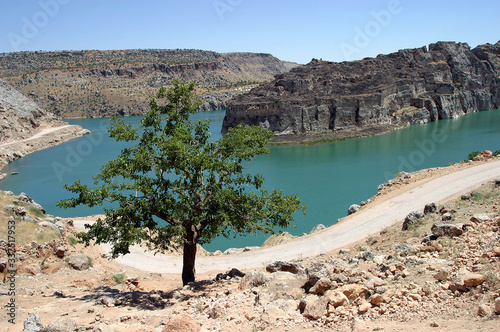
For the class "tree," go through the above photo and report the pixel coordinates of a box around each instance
[58,80,306,285]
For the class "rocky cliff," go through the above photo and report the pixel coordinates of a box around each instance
[0,79,88,173]
[0,49,298,118]
[223,41,500,137]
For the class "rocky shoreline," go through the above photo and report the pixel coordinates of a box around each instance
[0,79,89,178]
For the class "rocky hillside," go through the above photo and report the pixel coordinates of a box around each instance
[223,41,500,139]
[0,49,298,118]
[0,79,88,173]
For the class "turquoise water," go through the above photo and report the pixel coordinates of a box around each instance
[1,109,499,251]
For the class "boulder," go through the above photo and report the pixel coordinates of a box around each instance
[431,221,463,237]
[325,290,349,308]
[348,204,361,215]
[402,210,424,230]
[161,314,202,332]
[463,274,485,287]
[309,224,326,234]
[239,271,270,289]
[46,318,78,332]
[23,314,45,332]
[299,295,328,320]
[424,203,437,214]
[55,247,66,258]
[339,284,369,301]
[358,300,371,314]
[266,260,302,274]
[66,254,90,270]
[478,304,492,317]
[308,277,331,295]
[441,212,453,221]
[0,258,6,273]
[470,213,495,223]
[495,297,500,314]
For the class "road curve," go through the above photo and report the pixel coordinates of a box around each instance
[100,159,500,275]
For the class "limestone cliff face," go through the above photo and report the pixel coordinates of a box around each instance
[223,42,500,135]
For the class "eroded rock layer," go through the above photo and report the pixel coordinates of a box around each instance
[223,41,500,136]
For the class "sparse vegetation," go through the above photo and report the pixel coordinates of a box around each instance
[467,151,480,160]
[112,273,126,284]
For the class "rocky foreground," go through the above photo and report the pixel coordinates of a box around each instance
[224,41,500,142]
[0,158,499,331]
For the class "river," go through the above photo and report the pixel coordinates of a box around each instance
[1,109,499,251]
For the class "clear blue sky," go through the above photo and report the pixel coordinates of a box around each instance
[1,0,498,64]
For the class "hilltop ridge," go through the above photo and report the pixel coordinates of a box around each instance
[0,49,298,118]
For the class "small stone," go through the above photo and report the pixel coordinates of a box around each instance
[266,260,302,274]
[162,314,201,332]
[478,304,492,317]
[309,277,331,295]
[461,194,470,200]
[358,300,371,314]
[424,203,437,214]
[463,274,485,287]
[348,204,361,215]
[430,322,440,327]
[470,213,495,223]
[310,224,326,234]
[434,269,450,281]
[324,290,349,308]
[494,297,500,314]
[23,314,45,332]
[441,212,453,221]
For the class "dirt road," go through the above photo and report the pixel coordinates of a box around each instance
[77,159,500,275]
[0,125,75,148]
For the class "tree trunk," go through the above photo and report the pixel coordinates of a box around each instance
[182,230,197,286]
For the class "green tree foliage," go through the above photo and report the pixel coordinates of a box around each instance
[58,80,305,285]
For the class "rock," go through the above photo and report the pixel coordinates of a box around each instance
[463,274,485,287]
[478,304,492,317]
[470,213,495,223]
[46,318,78,332]
[325,290,349,308]
[23,313,45,332]
[348,204,361,215]
[100,296,117,307]
[239,271,270,289]
[4,204,15,212]
[424,203,437,214]
[0,258,6,273]
[216,268,245,280]
[358,300,371,314]
[161,314,202,332]
[339,249,350,255]
[299,295,328,320]
[461,194,470,200]
[402,210,425,230]
[309,277,331,295]
[22,263,41,275]
[369,294,385,306]
[495,297,500,314]
[309,224,326,234]
[495,179,500,187]
[55,247,66,258]
[93,325,114,332]
[38,221,61,232]
[441,212,453,221]
[364,277,387,290]
[66,254,90,270]
[266,260,302,274]
[431,221,463,237]
[223,247,245,255]
[377,184,385,191]
[339,284,369,301]
[434,269,450,281]
[262,232,295,247]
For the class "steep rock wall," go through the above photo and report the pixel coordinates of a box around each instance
[223,41,500,136]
